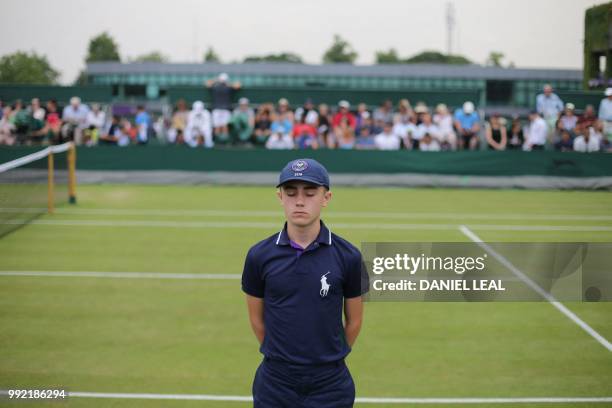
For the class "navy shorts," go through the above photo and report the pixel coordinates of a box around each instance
[252,357,355,408]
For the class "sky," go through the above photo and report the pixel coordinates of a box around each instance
[0,0,605,84]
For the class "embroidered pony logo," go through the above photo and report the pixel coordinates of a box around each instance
[320,272,331,297]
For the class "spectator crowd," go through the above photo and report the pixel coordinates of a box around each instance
[1,74,611,153]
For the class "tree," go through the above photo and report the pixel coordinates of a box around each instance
[133,51,168,63]
[204,47,221,63]
[404,50,472,65]
[0,51,60,84]
[486,51,505,67]
[243,52,303,63]
[322,35,358,64]
[375,48,401,64]
[86,32,120,62]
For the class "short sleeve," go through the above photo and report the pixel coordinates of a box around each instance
[241,248,264,298]
[343,251,370,298]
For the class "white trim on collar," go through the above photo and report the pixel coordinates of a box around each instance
[328,229,332,245]
[275,230,282,245]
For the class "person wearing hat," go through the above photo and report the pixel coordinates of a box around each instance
[205,72,241,143]
[598,88,612,140]
[242,158,368,407]
[229,97,255,144]
[453,101,480,150]
[184,101,213,148]
[557,103,578,136]
[331,101,356,148]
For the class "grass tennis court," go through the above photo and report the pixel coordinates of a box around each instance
[1,185,611,407]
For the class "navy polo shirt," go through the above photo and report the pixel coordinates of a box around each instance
[242,220,368,365]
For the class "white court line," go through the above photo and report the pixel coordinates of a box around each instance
[0,271,240,279]
[459,225,612,353]
[3,218,612,232]
[2,207,612,221]
[0,390,610,404]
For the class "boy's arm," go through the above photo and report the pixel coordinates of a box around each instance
[246,294,265,345]
[344,296,363,347]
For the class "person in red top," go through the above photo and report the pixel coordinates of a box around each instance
[331,100,356,148]
[293,116,319,149]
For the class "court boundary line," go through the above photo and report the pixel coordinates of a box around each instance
[459,225,612,352]
[1,390,611,404]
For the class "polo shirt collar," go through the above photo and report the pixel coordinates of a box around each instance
[275,220,332,247]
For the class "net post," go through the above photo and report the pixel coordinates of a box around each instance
[68,142,77,204]
[48,150,55,214]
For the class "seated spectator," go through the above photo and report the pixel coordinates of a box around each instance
[27,98,46,144]
[230,97,255,144]
[555,129,574,151]
[393,99,413,124]
[331,100,356,148]
[42,99,62,144]
[84,103,106,146]
[11,100,30,144]
[265,130,294,150]
[294,98,318,126]
[374,122,401,150]
[484,113,507,150]
[271,99,294,140]
[507,116,524,150]
[185,101,213,148]
[293,116,319,149]
[61,96,89,144]
[557,103,578,135]
[525,110,548,150]
[336,117,355,150]
[413,112,440,150]
[413,102,429,124]
[598,88,612,140]
[573,125,601,152]
[254,103,273,145]
[577,104,597,132]
[0,106,16,146]
[99,115,122,146]
[206,72,241,143]
[167,99,189,144]
[419,133,441,151]
[355,123,376,150]
[373,99,393,128]
[454,101,480,150]
[355,103,370,131]
[433,104,457,150]
[317,103,332,147]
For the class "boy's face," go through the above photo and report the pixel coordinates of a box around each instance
[277,182,331,227]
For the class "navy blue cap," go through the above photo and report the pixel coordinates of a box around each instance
[276,158,330,189]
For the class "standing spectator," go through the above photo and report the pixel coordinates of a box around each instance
[433,104,457,150]
[61,96,89,144]
[84,103,106,146]
[0,106,15,145]
[317,103,332,146]
[454,101,480,150]
[254,103,273,145]
[557,103,578,135]
[484,114,507,150]
[413,112,440,150]
[230,97,255,144]
[374,122,401,150]
[573,125,601,152]
[555,129,574,152]
[331,100,356,148]
[577,104,598,132]
[525,110,547,150]
[507,116,524,150]
[185,101,213,148]
[134,105,151,144]
[206,72,241,143]
[536,84,563,136]
[598,88,612,141]
[419,133,441,151]
[373,99,393,128]
[168,99,189,144]
[294,98,318,125]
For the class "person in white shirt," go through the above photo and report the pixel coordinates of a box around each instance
[419,133,441,151]
[185,101,213,148]
[413,112,440,149]
[374,122,401,150]
[598,87,612,140]
[433,104,457,150]
[525,111,548,150]
[61,96,90,145]
[573,126,601,153]
[85,103,106,145]
[536,84,563,134]
[265,131,294,149]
